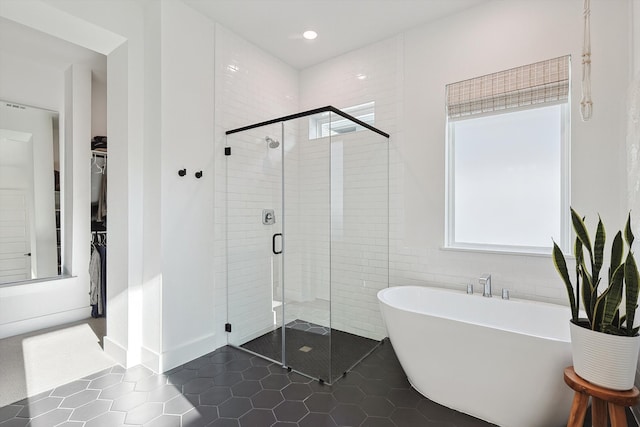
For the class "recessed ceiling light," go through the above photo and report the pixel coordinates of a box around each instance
[356,74,367,80]
[303,30,318,40]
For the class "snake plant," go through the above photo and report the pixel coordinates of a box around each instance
[552,208,640,337]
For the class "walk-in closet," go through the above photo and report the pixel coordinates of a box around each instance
[90,137,107,321]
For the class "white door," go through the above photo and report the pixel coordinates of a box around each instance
[0,190,32,283]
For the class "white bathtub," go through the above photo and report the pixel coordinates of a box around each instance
[377,285,573,427]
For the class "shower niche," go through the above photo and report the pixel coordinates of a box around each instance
[225,106,389,384]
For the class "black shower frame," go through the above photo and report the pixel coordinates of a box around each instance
[225,105,390,138]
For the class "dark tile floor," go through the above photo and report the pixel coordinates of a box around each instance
[0,339,495,427]
[0,338,634,427]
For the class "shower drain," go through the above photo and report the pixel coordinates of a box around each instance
[299,346,312,352]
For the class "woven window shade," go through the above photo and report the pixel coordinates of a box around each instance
[446,56,570,119]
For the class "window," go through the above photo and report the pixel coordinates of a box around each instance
[445,56,570,254]
[309,102,374,139]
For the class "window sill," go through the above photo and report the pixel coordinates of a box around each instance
[441,244,554,258]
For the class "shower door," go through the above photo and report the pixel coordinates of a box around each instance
[225,118,332,382]
[225,123,285,365]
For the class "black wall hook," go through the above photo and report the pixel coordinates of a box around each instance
[195,171,203,179]
[178,168,187,177]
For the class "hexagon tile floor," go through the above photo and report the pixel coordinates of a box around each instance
[0,339,633,427]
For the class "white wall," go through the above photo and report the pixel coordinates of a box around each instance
[64,62,92,315]
[156,0,217,371]
[629,0,640,416]
[91,74,107,138]
[629,0,640,234]
[0,52,63,112]
[393,0,629,303]
[141,0,163,373]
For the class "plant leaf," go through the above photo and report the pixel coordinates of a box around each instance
[600,264,624,329]
[593,293,607,332]
[625,251,640,336]
[575,237,584,265]
[625,212,635,247]
[574,237,583,315]
[613,310,621,328]
[571,208,593,264]
[593,216,605,282]
[610,231,623,281]
[603,324,628,336]
[579,259,595,323]
[552,242,577,321]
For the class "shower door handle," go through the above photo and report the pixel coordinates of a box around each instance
[272,233,283,255]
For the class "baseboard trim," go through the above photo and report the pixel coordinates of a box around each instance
[103,336,127,367]
[0,307,91,339]
[141,346,161,374]
[160,333,222,372]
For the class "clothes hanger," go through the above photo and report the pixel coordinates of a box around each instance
[92,152,105,174]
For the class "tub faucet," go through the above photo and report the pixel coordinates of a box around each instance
[479,274,492,297]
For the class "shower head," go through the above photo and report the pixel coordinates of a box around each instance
[265,136,280,149]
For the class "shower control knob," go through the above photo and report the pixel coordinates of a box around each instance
[178,168,186,177]
[195,171,203,179]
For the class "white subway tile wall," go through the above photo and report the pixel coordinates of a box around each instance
[329,130,389,340]
[214,24,298,345]
[293,116,389,340]
[300,36,402,340]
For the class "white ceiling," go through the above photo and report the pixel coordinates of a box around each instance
[183,0,488,69]
[0,1,487,80]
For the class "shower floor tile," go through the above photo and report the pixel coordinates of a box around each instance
[1,339,635,427]
[241,322,379,383]
[275,299,330,329]
[285,319,330,336]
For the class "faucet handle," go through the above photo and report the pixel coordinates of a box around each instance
[502,288,510,300]
[466,283,474,294]
[479,273,492,297]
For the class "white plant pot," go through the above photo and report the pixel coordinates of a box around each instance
[569,321,640,390]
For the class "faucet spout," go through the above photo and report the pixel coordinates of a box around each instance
[479,273,492,297]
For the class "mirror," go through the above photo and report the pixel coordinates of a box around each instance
[0,100,61,284]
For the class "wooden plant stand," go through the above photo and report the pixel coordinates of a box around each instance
[564,366,639,427]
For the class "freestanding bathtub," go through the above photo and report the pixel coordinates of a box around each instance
[377,285,574,427]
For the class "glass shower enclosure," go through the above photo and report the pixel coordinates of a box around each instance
[225,106,389,384]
